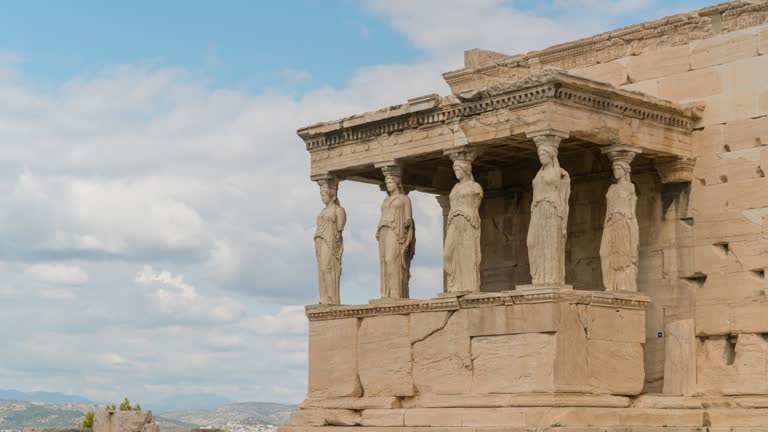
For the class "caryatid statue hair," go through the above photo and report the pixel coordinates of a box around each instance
[314,175,346,305]
[376,164,415,299]
[600,146,641,292]
[527,135,571,286]
[443,149,483,293]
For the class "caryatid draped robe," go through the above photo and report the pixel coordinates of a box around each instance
[377,194,415,298]
[527,166,571,285]
[314,203,345,304]
[600,182,639,291]
[444,180,483,292]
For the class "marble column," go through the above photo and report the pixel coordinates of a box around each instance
[313,174,346,305]
[374,161,415,300]
[600,145,642,292]
[522,130,572,289]
[443,147,484,293]
[436,194,451,294]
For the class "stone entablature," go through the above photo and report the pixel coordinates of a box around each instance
[299,71,700,177]
[443,1,768,93]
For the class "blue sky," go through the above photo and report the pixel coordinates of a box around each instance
[0,1,420,91]
[0,0,715,407]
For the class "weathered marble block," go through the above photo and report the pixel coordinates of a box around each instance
[307,316,361,398]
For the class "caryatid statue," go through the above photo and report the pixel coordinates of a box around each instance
[376,163,415,299]
[527,133,571,286]
[314,175,346,305]
[443,149,483,293]
[600,145,642,292]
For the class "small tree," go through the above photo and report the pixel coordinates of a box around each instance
[81,412,95,428]
[119,398,133,411]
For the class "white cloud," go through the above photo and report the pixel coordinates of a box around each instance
[97,353,145,371]
[365,0,594,61]
[206,331,246,350]
[135,266,245,322]
[24,263,89,286]
[553,0,655,15]
[241,305,307,335]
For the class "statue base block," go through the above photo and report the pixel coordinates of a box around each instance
[435,290,478,298]
[368,298,416,305]
[515,283,573,292]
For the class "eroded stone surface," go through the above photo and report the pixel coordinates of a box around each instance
[690,29,758,69]
[663,319,697,396]
[412,310,472,395]
[288,409,362,427]
[471,333,556,393]
[588,340,644,395]
[358,314,413,396]
[308,318,361,398]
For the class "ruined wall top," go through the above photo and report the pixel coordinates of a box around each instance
[444,0,768,93]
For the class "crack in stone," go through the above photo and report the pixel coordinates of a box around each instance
[411,310,455,345]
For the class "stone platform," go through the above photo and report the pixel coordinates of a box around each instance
[283,394,768,431]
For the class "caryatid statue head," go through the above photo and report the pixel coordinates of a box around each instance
[602,146,640,182]
[452,159,474,182]
[446,147,479,182]
[382,165,404,195]
[533,135,561,169]
[318,176,339,206]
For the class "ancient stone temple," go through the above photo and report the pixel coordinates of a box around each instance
[282,1,768,430]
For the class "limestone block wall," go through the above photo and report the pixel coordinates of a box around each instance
[561,22,768,396]
[306,291,647,401]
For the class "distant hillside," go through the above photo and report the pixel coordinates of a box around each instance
[0,396,295,430]
[161,402,297,427]
[0,390,97,405]
[0,400,92,431]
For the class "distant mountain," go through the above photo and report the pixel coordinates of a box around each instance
[161,402,297,427]
[146,393,236,414]
[0,389,97,405]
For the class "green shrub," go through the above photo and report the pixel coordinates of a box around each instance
[81,412,95,428]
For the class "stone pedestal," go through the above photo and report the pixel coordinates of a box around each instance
[292,290,651,430]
